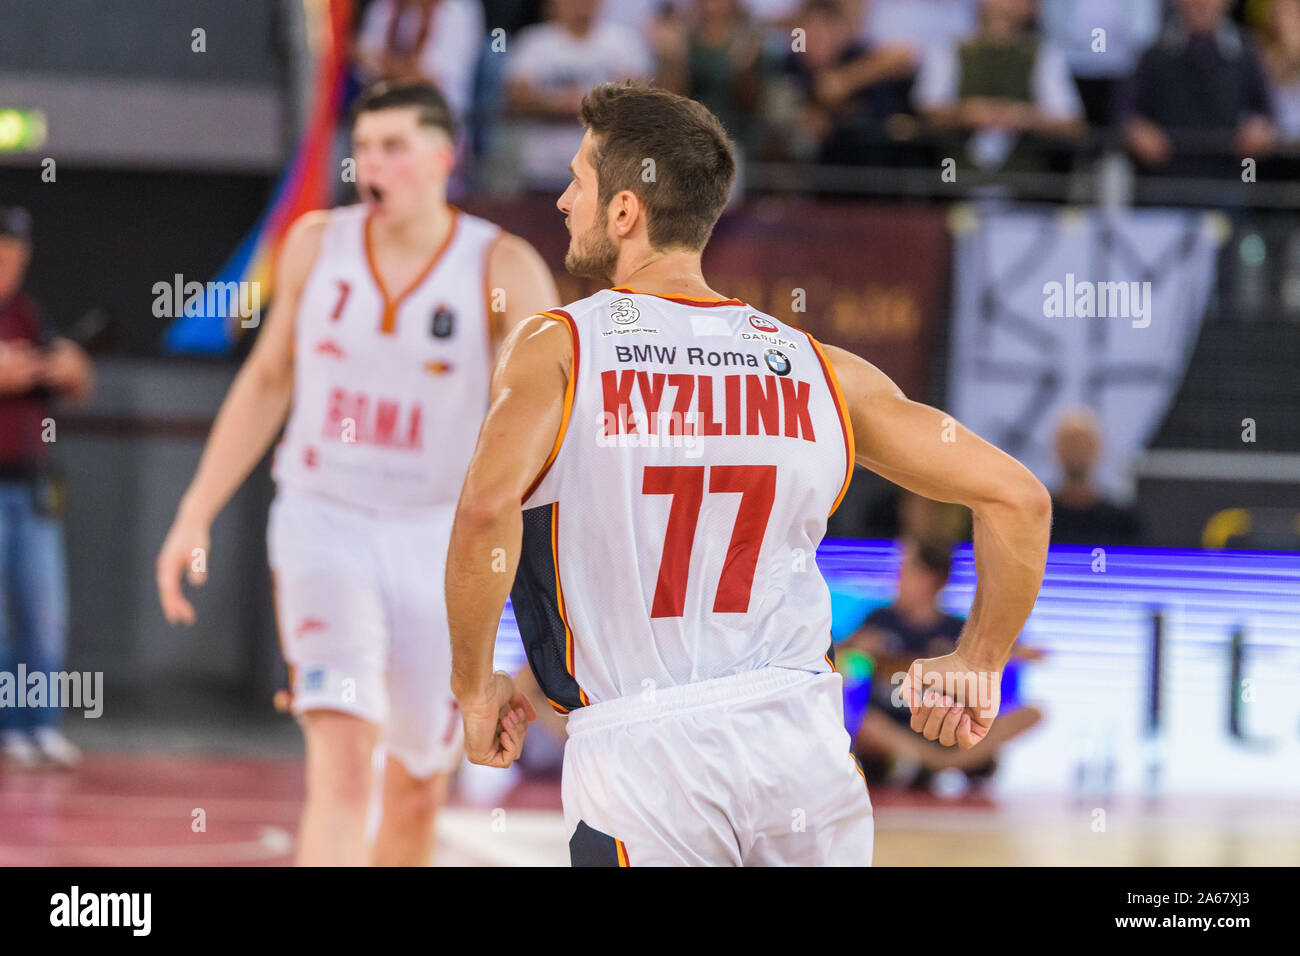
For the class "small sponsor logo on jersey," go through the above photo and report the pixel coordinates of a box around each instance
[295,617,327,640]
[741,330,800,350]
[424,359,454,376]
[304,668,325,691]
[748,314,779,333]
[303,446,318,469]
[314,339,346,358]
[691,313,732,336]
[431,305,456,338]
[601,326,660,337]
[609,297,640,325]
[764,348,791,376]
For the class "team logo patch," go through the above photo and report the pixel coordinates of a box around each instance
[609,297,640,325]
[764,348,791,376]
[304,668,325,691]
[749,314,779,333]
[431,305,456,338]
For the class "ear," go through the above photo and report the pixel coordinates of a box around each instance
[609,190,641,239]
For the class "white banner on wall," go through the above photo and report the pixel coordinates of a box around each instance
[947,204,1225,498]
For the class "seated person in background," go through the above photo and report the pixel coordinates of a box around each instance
[779,0,917,166]
[1039,0,1160,127]
[1261,0,1300,145]
[843,535,1043,792]
[353,0,484,127]
[1049,406,1140,546]
[1121,0,1276,177]
[913,0,1084,172]
[863,486,972,542]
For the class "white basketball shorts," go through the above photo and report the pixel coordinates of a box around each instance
[561,666,874,866]
[267,488,463,777]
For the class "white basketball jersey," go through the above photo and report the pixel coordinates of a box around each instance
[273,204,501,511]
[510,287,854,712]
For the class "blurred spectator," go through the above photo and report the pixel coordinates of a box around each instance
[745,0,804,27]
[914,0,1085,171]
[649,0,765,153]
[1039,0,1161,127]
[1049,406,1140,545]
[0,207,93,770]
[863,486,972,542]
[503,0,654,190]
[1260,0,1300,142]
[779,0,916,165]
[354,0,485,125]
[844,535,1043,792]
[595,0,662,32]
[1121,0,1277,177]
[856,0,979,61]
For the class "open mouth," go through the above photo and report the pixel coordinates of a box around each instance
[361,184,385,205]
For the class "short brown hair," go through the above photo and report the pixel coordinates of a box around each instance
[351,79,456,141]
[905,535,953,585]
[579,82,735,251]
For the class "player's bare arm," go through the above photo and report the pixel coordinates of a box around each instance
[155,211,328,625]
[446,313,572,766]
[485,231,560,348]
[823,344,1052,750]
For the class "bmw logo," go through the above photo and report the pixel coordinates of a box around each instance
[764,349,791,376]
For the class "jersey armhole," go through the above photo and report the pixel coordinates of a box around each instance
[803,331,856,517]
[521,308,578,505]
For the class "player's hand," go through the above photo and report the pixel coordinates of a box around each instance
[155,520,210,625]
[897,651,1002,750]
[459,671,538,769]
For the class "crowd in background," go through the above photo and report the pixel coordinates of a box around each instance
[349,0,1300,190]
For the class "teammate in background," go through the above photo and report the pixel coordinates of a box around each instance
[446,82,1050,866]
[155,81,558,865]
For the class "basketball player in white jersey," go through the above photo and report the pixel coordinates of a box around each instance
[446,82,1051,865]
[155,81,558,865]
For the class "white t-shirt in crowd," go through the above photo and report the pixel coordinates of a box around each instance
[505,20,654,188]
[861,0,979,58]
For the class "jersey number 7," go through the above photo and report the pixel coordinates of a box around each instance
[642,464,777,618]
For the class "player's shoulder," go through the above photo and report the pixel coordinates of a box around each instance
[276,207,347,281]
[282,204,360,252]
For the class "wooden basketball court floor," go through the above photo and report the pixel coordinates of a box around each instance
[3,752,1296,866]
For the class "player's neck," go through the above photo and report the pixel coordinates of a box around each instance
[613,247,724,301]
[368,200,454,253]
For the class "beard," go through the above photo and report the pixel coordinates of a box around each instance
[564,218,619,282]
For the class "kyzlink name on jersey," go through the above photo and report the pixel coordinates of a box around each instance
[600,369,815,441]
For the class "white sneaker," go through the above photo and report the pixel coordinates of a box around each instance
[2,730,42,768]
[33,728,82,768]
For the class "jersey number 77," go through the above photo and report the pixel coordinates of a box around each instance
[642,464,777,618]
